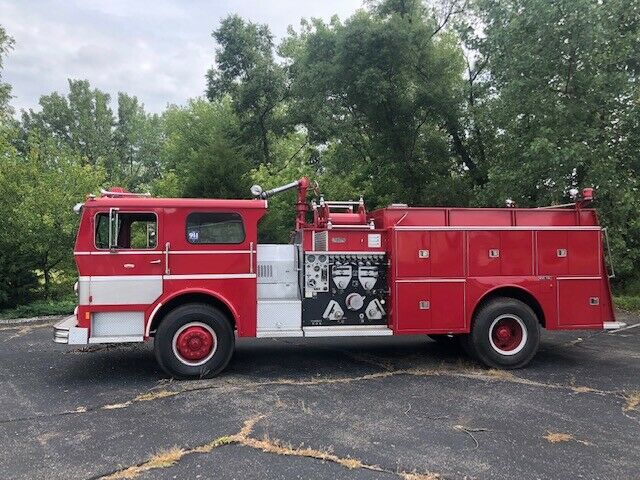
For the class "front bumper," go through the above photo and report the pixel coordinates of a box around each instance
[53,315,88,345]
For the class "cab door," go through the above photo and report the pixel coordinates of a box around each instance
[88,208,164,308]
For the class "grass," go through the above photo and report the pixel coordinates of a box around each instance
[614,295,640,313]
[0,296,75,320]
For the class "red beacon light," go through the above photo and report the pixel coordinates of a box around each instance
[582,187,594,202]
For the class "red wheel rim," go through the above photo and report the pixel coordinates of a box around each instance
[175,325,215,363]
[490,316,524,353]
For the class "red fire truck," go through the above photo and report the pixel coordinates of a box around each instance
[54,178,623,378]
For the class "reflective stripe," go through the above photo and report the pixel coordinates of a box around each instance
[79,275,163,305]
[395,278,465,283]
[164,274,256,280]
[556,276,602,280]
[394,226,602,231]
[74,250,254,255]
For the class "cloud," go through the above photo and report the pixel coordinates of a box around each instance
[1,0,363,113]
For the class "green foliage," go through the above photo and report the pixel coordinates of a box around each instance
[250,132,317,242]
[161,98,252,199]
[20,80,162,191]
[0,25,14,120]
[206,15,287,164]
[463,0,640,283]
[0,132,104,303]
[0,296,76,320]
[614,296,640,313]
[281,2,470,208]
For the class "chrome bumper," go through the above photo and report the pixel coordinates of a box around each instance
[53,315,88,345]
[603,321,627,330]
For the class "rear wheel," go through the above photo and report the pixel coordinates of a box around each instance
[465,298,540,369]
[154,303,234,379]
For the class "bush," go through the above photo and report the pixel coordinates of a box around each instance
[0,296,75,320]
[614,296,640,313]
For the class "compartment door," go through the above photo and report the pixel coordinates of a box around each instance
[395,231,430,278]
[430,231,464,277]
[429,281,466,332]
[395,282,431,333]
[500,231,533,276]
[568,230,601,276]
[468,231,501,276]
[537,231,568,276]
[558,279,602,327]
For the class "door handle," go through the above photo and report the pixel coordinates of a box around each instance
[149,259,161,264]
[124,263,135,269]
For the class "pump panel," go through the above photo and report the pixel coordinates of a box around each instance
[302,252,388,326]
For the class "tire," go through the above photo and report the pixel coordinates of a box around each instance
[466,298,540,369]
[154,303,234,379]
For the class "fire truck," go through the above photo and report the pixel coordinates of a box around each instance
[54,178,623,378]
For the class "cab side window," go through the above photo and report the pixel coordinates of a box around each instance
[95,212,157,249]
[186,212,245,244]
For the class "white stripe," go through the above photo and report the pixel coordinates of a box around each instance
[79,275,162,281]
[170,250,254,255]
[556,276,602,280]
[75,251,160,255]
[304,251,386,255]
[164,274,256,280]
[394,226,602,231]
[395,278,466,283]
[145,302,163,336]
[80,273,256,281]
[75,250,253,255]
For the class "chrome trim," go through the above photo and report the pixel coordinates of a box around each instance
[145,302,163,336]
[603,321,627,330]
[164,242,170,275]
[53,315,88,345]
[250,241,254,274]
[303,325,393,337]
[88,335,143,344]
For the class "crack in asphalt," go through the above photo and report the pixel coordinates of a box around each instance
[92,415,441,480]
[1,362,635,427]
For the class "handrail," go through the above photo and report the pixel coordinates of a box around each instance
[603,228,615,279]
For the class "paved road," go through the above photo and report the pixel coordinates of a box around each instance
[0,312,638,480]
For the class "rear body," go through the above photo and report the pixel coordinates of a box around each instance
[55,181,620,377]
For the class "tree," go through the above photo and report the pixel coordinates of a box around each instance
[112,93,164,189]
[0,132,104,303]
[206,15,287,164]
[465,0,640,285]
[21,79,114,167]
[281,0,470,208]
[0,25,14,121]
[161,98,252,199]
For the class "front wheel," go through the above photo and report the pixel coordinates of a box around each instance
[465,298,540,369]
[154,303,234,379]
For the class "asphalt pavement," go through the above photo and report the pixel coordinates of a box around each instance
[0,311,638,480]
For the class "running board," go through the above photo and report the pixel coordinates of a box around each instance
[89,335,144,344]
[303,325,393,337]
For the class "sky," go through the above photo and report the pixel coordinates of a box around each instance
[1,0,363,114]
